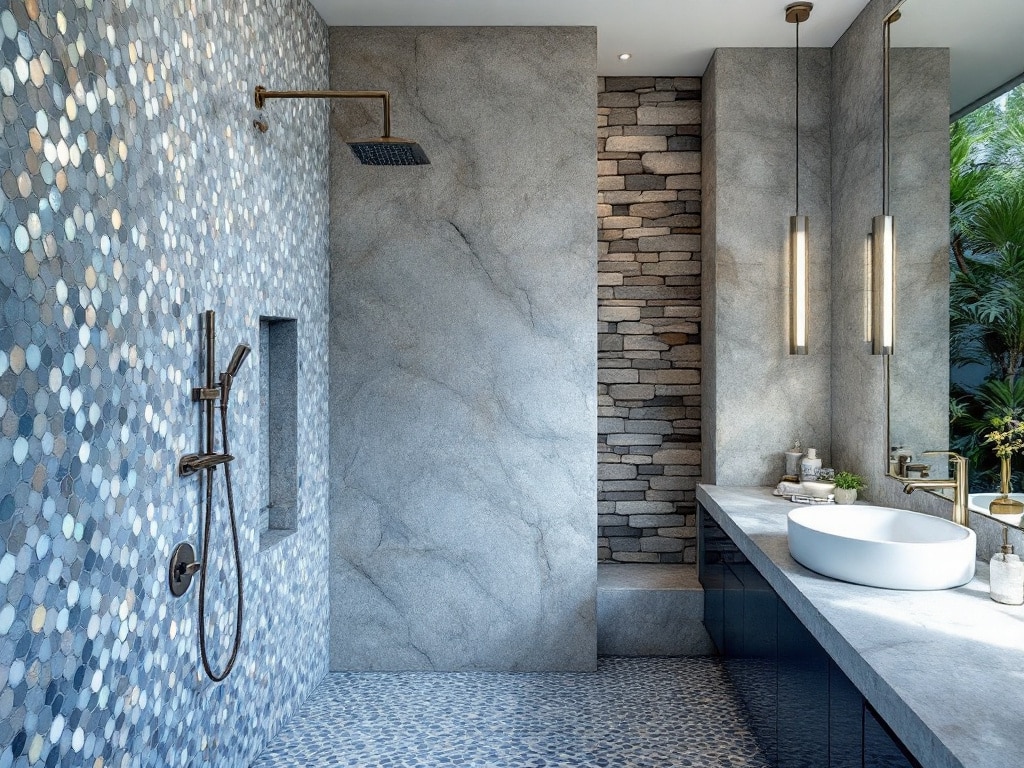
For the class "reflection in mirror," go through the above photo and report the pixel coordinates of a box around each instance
[886,0,1024,524]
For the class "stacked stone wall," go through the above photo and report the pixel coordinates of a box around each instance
[597,76,702,564]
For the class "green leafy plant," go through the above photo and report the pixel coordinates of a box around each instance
[833,471,866,491]
[984,415,1024,458]
[949,83,1024,490]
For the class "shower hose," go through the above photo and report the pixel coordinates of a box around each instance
[197,396,244,682]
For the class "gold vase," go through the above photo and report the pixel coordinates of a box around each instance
[989,455,1024,515]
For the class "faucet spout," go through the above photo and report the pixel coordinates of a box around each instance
[901,451,970,527]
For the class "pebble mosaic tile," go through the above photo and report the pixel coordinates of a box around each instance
[0,0,330,766]
[252,657,771,768]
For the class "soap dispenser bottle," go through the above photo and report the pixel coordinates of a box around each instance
[990,529,1024,605]
[784,440,803,479]
[800,448,822,482]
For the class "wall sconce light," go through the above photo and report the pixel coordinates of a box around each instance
[786,2,812,355]
[871,215,895,355]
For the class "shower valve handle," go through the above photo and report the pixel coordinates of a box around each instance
[176,561,202,578]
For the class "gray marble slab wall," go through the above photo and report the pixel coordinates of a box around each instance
[327,27,598,671]
[829,0,902,502]
[701,48,832,486]
[829,0,952,512]
[886,48,951,476]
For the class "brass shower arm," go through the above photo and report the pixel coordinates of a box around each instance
[253,86,392,137]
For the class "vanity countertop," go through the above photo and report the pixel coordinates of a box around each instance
[697,484,1024,768]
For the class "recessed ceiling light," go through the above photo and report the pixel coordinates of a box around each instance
[618,53,631,61]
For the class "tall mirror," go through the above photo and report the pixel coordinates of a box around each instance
[886,0,1024,524]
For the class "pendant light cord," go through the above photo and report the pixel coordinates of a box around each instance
[795,18,800,215]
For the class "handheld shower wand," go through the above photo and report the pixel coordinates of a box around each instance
[171,312,250,683]
[220,343,251,405]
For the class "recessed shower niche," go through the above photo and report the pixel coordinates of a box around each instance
[260,316,299,548]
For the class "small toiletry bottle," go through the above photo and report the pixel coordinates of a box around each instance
[990,532,1024,605]
[784,441,803,479]
[800,448,822,482]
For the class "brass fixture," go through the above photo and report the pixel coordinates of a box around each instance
[902,451,970,527]
[252,85,430,165]
[175,310,250,682]
[785,2,812,23]
[786,2,812,355]
[990,456,1024,515]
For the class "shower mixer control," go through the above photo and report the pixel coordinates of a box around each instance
[173,310,250,681]
[192,386,222,402]
[169,542,200,597]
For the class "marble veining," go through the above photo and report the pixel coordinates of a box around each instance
[326,27,597,671]
[698,484,1024,768]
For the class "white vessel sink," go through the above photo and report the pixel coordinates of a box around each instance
[968,493,1024,523]
[787,505,976,590]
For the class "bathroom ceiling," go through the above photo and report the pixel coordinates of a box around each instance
[308,0,872,75]
[889,0,1024,117]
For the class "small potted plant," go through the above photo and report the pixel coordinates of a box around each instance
[983,414,1024,514]
[833,471,866,504]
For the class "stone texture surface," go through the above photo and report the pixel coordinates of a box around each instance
[698,485,1024,768]
[328,27,597,671]
[701,49,832,486]
[597,564,714,656]
[597,77,702,565]
[885,48,951,473]
[828,0,956,516]
[0,1,331,766]
[253,657,770,767]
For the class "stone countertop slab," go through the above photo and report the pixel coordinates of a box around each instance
[697,485,1024,768]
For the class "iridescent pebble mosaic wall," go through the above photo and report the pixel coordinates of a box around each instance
[0,0,330,766]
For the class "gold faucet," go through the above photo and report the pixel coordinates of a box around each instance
[902,451,970,527]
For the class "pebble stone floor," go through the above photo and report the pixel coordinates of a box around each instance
[250,657,770,767]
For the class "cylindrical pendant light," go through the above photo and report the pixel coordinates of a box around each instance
[786,2,812,355]
[790,215,809,354]
[872,214,896,355]
[872,10,898,355]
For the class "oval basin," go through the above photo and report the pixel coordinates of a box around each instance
[787,505,976,590]
[968,493,1024,524]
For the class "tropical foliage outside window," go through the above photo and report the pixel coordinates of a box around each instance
[949,82,1024,489]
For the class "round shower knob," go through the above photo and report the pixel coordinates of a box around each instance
[169,542,201,597]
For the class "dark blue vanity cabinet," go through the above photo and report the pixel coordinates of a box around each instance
[698,505,921,768]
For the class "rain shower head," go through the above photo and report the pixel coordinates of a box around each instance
[253,86,430,165]
[348,137,430,166]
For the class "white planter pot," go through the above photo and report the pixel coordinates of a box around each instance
[834,488,857,505]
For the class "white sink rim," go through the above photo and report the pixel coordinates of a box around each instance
[787,505,976,591]
[968,492,1024,517]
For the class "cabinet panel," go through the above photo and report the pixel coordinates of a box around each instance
[722,564,744,662]
[737,562,778,764]
[829,660,863,768]
[698,504,924,768]
[865,704,923,768]
[777,599,830,768]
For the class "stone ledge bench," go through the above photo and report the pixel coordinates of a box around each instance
[597,563,715,656]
